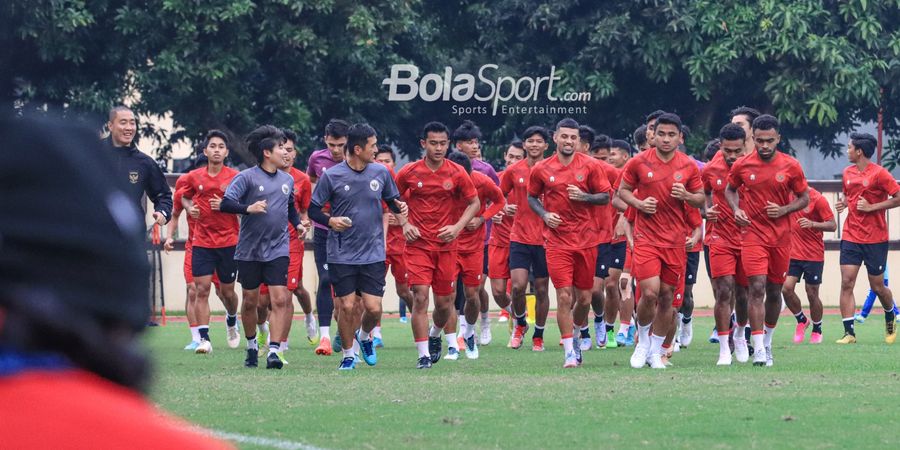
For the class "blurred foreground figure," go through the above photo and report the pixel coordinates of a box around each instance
[0,114,230,449]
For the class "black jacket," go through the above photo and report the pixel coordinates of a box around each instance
[105,137,172,224]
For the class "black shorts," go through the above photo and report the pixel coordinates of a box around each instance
[787,259,824,285]
[840,241,888,276]
[483,245,489,275]
[596,242,627,278]
[703,245,711,280]
[509,242,549,279]
[685,251,700,285]
[237,257,289,290]
[192,246,237,283]
[330,262,387,298]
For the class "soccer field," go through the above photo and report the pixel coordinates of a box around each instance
[147,314,899,449]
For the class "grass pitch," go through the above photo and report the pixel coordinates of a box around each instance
[147,314,899,449]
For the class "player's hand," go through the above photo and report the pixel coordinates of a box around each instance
[835,197,847,214]
[395,200,409,217]
[437,225,460,242]
[466,216,484,231]
[857,197,873,212]
[153,211,167,225]
[765,201,784,218]
[734,208,751,226]
[566,184,587,202]
[613,214,627,239]
[797,217,814,229]
[671,183,690,201]
[329,216,352,232]
[685,236,699,250]
[705,204,719,222]
[387,214,399,226]
[209,194,222,211]
[639,197,658,215]
[491,210,505,224]
[542,212,562,228]
[163,237,174,253]
[504,204,518,216]
[247,200,267,214]
[403,222,420,242]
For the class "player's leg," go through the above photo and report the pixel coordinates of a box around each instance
[618,249,636,346]
[838,241,864,343]
[478,245,492,345]
[355,263,386,366]
[237,260,263,367]
[605,268,623,346]
[532,246,551,350]
[508,243,531,349]
[312,228,335,354]
[805,263,824,343]
[782,262,809,344]
[678,251,699,347]
[863,243,896,343]
[214,247,241,349]
[190,247,219,353]
[713,275,736,365]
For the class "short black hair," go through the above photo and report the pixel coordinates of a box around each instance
[452,120,482,142]
[422,121,450,140]
[751,114,779,131]
[681,125,691,140]
[448,150,472,175]
[704,138,721,161]
[730,106,761,123]
[346,123,377,156]
[203,129,229,149]
[324,119,350,139]
[509,139,524,151]
[591,136,611,152]
[376,145,395,161]
[578,125,596,145]
[655,113,683,132]
[246,125,285,163]
[646,110,666,124]
[108,105,133,122]
[611,139,632,154]
[282,128,298,144]
[522,126,550,142]
[633,125,648,148]
[556,118,580,131]
[719,123,746,141]
[850,132,877,159]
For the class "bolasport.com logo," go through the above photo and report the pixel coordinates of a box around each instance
[382,64,591,116]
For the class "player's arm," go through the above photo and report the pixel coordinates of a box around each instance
[567,187,610,205]
[221,174,266,215]
[858,174,900,212]
[768,188,809,218]
[687,224,703,250]
[442,195,480,241]
[618,181,656,215]
[146,160,173,225]
[671,182,705,208]
[482,183,506,220]
[798,215,836,231]
[723,183,750,226]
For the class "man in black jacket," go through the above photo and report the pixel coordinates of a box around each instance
[106,105,172,226]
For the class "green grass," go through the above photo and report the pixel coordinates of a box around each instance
[146,314,900,449]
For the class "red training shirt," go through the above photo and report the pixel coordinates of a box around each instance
[790,188,834,261]
[287,167,312,253]
[501,158,544,246]
[181,166,240,249]
[458,171,505,253]
[841,162,900,244]
[489,169,514,248]
[702,152,742,249]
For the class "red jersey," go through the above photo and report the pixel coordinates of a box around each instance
[841,162,900,244]
[790,188,833,261]
[528,152,612,250]
[181,166,240,249]
[727,150,808,247]
[594,160,620,244]
[609,168,627,244]
[621,149,703,248]
[288,167,312,253]
[501,158,544,246]
[173,175,193,251]
[489,169,514,248]
[458,171,505,252]
[702,152,741,249]
[685,205,702,253]
[396,159,478,251]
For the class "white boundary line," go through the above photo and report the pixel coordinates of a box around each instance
[192,426,328,450]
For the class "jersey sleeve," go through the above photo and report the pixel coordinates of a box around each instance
[685,163,703,192]
[223,172,248,203]
[620,158,639,189]
[296,177,312,211]
[395,165,411,196]
[381,168,401,202]
[481,178,506,219]
[500,167,514,195]
[180,171,197,200]
[726,160,744,189]
[788,160,809,195]
[310,171,332,208]
[815,195,834,222]
[306,153,318,179]
[686,206,703,229]
[456,167,478,202]
[880,167,900,196]
[589,162,612,194]
[526,164,545,197]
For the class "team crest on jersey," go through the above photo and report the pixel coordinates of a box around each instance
[576,174,584,182]
[128,171,139,184]
[863,179,870,187]
[674,172,683,181]
[370,179,381,191]
[549,176,555,183]
[442,181,453,190]
[282,184,290,195]
[776,173,785,182]
[417,181,423,188]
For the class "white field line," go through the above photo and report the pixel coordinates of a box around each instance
[193,426,329,450]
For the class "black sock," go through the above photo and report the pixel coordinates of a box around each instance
[843,318,855,336]
[606,324,615,332]
[580,327,590,339]
[681,315,692,324]
[594,315,604,324]
[886,309,896,323]
[226,314,237,327]
[269,341,280,351]
[516,314,527,327]
[399,300,407,317]
[812,321,822,333]
[199,327,210,341]
[533,326,544,339]
[794,311,808,324]
[744,326,751,342]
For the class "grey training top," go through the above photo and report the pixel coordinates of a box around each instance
[224,166,295,262]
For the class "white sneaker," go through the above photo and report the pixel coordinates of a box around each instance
[479,323,492,346]
[717,353,732,366]
[752,345,767,366]
[563,351,579,368]
[673,342,681,353]
[734,338,749,363]
[226,325,240,349]
[579,337,593,352]
[630,343,650,368]
[465,336,479,360]
[648,352,666,369]
[305,315,318,342]
[195,339,212,354]
[593,321,604,342]
[680,320,693,347]
[765,346,773,367]
[445,347,460,360]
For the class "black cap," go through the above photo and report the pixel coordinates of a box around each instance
[0,114,151,330]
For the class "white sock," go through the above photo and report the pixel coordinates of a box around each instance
[198,325,209,341]
[465,321,477,339]
[267,343,278,355]
[638,323,652,345]
[279,341,288,352]
[358,328,371,341]
[650,334,665,356]
[429,325,442,338]
[752,333,764,352]
[481,311,490,323]
[764,325,775,348]
[447,333,459,349]
[416,340,429,358]
[373,326,382,339]
[319,326,330,340]
[247,336,258,351]
[342,347,354,359]
[562,337,574,353]
[733,324,745,340]
[718,334,731,355]
[190,326,200,342]
[351,338,360,355]
[258,322,269,336]
[459,321,468,336]
[618,321,630,335]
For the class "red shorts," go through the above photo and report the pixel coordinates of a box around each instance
[385,253,408,286]
[487,245,510,280]
[624,245,633,273]
[183,245,220,286]
[673,281,685,309]
[741,245,790,284]
[405,246,457,296]
[457,250,484,287]
[708,245,749,287]
[286,250,303,291]
[546,247,598,290]
[631,244,684,287]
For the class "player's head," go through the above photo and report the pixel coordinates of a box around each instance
[848,132,877,163]
[522,125,550,160]
[324,119,350,161]
[653,113,682,154]
[202,129,229,165]
[589,135,611,161]
[718,123,747,167]
[420,121,450,163]
[730,106,760,138]
[578,125,596,154]
[448,150,473,175]
[505,140,525,167]
[107,105,136,147]
[704,138,721,162]
[452,120,482,159]
[554,118,580,157]
[375,145,396,169]
[645,109,666,146]
[632,125,648,151]
[246,125,286,166]
[609,139,632,168]
[751,114,780,161]
[346,123,378,164]
[281,129,298,170]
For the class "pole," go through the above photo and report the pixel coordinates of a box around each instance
[877,87,884,164]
